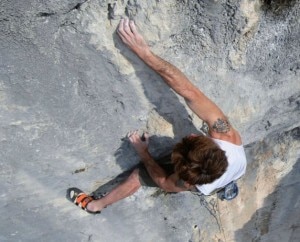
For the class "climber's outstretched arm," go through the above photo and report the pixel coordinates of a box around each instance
[117,19,241,144]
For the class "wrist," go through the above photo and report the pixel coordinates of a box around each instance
[138,149,151,160]
[137,48,152,61]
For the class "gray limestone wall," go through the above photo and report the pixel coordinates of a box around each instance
[0,0,299,241]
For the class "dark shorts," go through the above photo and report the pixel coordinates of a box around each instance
[137,153,175,187]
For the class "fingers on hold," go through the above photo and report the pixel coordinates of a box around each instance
[123,18,129,25]
[123,19,134,36]
[124,26,133,36]
[129,20,137,34]
[123,18,129,28]
[118,19,124,32]
[118,19,130,39]
[127,130,138,138]
[118,33,126,43]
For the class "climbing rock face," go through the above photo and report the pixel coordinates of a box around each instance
[0,0,299,241]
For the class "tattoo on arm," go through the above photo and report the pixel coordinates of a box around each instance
[212,118,231,133]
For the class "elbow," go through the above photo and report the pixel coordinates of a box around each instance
[160,185,173,193]
[157,179,178,193]
[156,178,173,192]
[184,88,202,103]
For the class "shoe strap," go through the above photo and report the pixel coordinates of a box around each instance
[75,193,93,208]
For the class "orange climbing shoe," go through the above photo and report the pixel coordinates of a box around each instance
[66,187,100,214]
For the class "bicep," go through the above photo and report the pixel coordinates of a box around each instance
[185,89,241,142]
[185,89,226,128]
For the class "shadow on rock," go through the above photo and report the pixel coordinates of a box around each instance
[261,0,298,15]
[91,135,176,198]
[112,29,200,140]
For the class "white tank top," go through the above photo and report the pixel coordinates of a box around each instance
[195,138,247,195]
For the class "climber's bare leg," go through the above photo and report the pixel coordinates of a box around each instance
[87,169,141,212]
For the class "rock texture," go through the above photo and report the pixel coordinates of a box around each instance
[0,0,299,241]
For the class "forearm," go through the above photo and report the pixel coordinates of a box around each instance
[139,151,188,192]
[136,50,197,100]
[139,51,224,122]
[117,19,207,108]
[139,151,169,188]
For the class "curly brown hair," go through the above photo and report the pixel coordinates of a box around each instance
[171,135,228,185]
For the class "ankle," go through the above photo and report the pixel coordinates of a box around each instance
[87,200,103,212]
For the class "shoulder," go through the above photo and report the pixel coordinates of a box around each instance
[204,115,242,145]
[209,126,242,145]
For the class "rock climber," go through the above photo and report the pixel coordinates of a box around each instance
[66,18,247,213]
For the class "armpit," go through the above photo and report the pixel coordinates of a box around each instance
[212,118,231,133]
